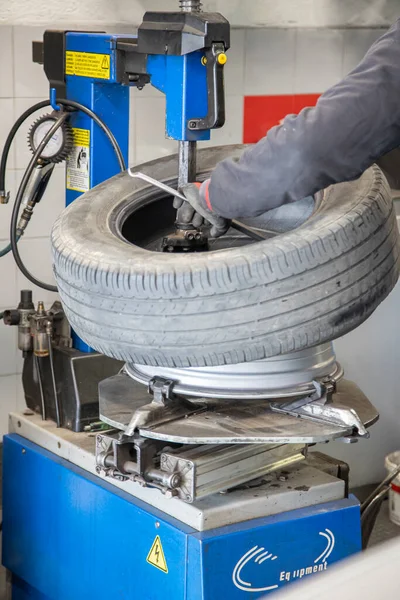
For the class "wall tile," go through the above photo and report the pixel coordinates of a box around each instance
[331,280,400,485]
[0,375,17,439]
[224,29,245,96]
[0,169,16,241]
[16,376,25,411]
[16,237,59,305]
[204,95,244,148]
[14,165,65,239]
[244,29,296,96]
[295,29,343,93]
[0,26,13,98]
[130,81,165,101]
[342,28,386,76]
[133,96,178,165]
[0,319,18,377]
[0,98,15,170]
[13,26,48,98]
[0,251,17,307]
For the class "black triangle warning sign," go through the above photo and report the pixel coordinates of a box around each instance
[101,55,109,70]
[146,535,168,573]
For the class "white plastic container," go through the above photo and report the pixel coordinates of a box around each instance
[385,451,400,526]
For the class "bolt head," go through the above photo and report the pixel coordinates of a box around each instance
[170,473,181,488]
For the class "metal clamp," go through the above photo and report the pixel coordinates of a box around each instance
[124,376,204,437]
[148,376,176,405]
[271,376,369,439]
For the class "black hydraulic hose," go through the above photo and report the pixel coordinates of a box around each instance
[7,98,126,292]
[0,100,51,198]
[0,100,51,258]
[0,238,20,258]
[0,99,126,195]
[11,113,70,292]
[56,98,126,171]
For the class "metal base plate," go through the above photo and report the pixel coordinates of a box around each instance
[9,412,345,531]
[100,378,378,444]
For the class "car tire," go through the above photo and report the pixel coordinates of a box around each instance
[51,145,400,367]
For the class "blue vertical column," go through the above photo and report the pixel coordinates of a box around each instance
[63,33,130,351]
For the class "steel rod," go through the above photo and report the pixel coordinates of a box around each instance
[179,0,202,12]
[34,354,46,421]
[178,141,197,189]
[48,334,61,427]
[231,220,268,241]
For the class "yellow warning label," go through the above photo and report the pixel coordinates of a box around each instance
[146,535,168,573]
[67,128,90,193]
[65,51,110,79]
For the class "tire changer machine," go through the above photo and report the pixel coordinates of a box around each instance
[0,4,383,600]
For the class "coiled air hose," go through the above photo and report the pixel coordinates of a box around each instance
[0,98,126,291]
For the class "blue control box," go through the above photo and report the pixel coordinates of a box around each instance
[2,435,361,599]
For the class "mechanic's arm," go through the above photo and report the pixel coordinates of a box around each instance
[206,19,400,219]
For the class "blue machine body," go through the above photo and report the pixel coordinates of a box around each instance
[3,29,362,600]
[64,31,210,207]
[3,434,362,600]
[64,33,130,207]
[62,31,210,352]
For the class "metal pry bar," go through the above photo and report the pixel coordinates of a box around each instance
[128,170,268,242]
[128,170,187,203]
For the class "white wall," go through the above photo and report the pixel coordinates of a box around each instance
[0,21,396,486]
[0,0,398,28]
[330,282,400,486]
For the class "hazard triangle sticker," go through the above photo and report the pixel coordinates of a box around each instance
[146,535,168,573]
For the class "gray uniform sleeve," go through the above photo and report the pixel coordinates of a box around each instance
[208,19,400,219]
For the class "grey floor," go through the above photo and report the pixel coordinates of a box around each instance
[369,497,400,546]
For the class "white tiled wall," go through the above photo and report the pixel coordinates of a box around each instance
[0,0,398,28]
[0,24,395,487]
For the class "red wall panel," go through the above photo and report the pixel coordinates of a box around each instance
[243,94,321,144]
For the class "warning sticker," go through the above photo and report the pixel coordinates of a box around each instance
[146,535,168,573]
[65,51,110,80]
[66,128,90,193]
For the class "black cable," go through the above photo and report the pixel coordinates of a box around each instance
[6,98,126,292]
[11,113,70,292]
[0,98,126,197]
[0,100,51,197]
[56,99,126,171]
